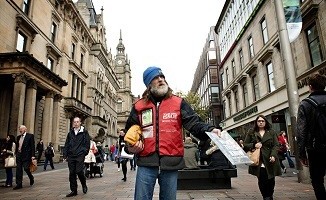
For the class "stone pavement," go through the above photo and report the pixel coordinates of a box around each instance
[0,160,317,200]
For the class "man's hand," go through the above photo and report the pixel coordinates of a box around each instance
[128,140,144,154]
[300,158,309,167]
[211,128,221,137]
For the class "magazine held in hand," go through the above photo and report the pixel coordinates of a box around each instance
[206,131,252,165]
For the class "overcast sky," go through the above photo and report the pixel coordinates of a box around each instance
[88,0,226,96]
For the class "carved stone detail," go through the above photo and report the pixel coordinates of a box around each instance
[12,72,27,83]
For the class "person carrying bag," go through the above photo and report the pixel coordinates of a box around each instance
[1,135,16,187]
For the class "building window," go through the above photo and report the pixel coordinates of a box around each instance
[221,72,225,90]
[232,59,236,78]
[266,61,275,92]
[252,74,260,101]
[239,48,244,69]
[248,36,254,58]
[223,100,226,119]
[16,31,27,52]
[234,89,239,112]
[261,17,269,44]
[71,43,76,60]
[71,74,76,97]
[242,83,249,107]
[51,23,57,43]
[211,86,219,103]
[228,95,232,116]
[226,68,229,84]
[23,0,31,15]
[47,57,54,71]
[117,99,122,113]
[80,53,84,68]
[306,23,323,67]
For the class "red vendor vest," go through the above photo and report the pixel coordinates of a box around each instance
[135,96,184,157]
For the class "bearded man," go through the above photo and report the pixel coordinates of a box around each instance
[124,66,222,200]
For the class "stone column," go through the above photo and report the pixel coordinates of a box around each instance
[42,91,54,146]
[9,73,27,136]
[52,94,62,162]
[52,94,62,151]
[24,79,37,133]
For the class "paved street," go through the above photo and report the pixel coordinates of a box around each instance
[0,160,317,200]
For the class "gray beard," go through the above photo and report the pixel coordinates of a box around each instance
[150,84,168,97]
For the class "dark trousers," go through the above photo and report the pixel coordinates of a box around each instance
[68,156,86,192]
[307,149,326,200]
[44,157,54,170]
[37,151,42,162]
[258,167,275,198]
[121,159,127,178]
[15,152,33,186]
[5,168,13,186]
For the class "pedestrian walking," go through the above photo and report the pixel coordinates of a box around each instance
[243,115,282,200]
[36,139,44,163]
[297,73,326,200]
[1,134,16,187]
[63,117,90,197]
[124,66,221,200]
[43,142,55,171]
[13,125,36,190]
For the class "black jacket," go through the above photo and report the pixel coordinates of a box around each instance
[297,91,326,159]
[63,126,90,159]
[125,95,217,170]
[16,133,35,162]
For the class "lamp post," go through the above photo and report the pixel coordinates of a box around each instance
[274,0,310,183]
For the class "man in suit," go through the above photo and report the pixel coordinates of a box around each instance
[63,117,90,197]
[13,125,35,190]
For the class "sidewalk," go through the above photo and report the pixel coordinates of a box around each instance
[0,160,317,200]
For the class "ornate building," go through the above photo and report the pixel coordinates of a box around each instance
[0,0,133,159]
[115,31,133,131]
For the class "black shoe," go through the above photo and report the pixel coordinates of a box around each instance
[121,177,126,182]
[13,185,22,190]
[66,191,77,197]
[30,178,34,186]
[82,184,88,194]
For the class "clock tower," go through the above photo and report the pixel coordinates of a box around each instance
[114,30,133,131]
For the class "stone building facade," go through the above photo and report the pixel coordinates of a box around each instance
[214,0,326,147]
[0,0,133,157]
[190,26,222,127]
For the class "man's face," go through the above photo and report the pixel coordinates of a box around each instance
[73,117,81,128]
[19,126,26,134]
[150,75,168,97]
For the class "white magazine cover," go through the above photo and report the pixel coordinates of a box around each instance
[206,130,253,165]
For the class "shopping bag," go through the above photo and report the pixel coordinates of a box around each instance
[5,155,17,168]
[247,148,260,166]
[120,147,134,159]
[29,159,38,172]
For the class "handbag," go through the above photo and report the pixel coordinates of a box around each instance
[5,155,16,168]
[120,147,134,159]
[29,159,38,172]
[124,125,143,146]
[247,148,260,166]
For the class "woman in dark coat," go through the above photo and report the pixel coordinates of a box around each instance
[1,135,16,187]
[244,115,282,200]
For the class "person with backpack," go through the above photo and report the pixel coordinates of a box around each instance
[43,142,55,171]
[297,73,326,200]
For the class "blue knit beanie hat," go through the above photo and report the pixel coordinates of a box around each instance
[143,66,165,87]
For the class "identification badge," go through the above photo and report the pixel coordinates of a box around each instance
[141,109,153,127]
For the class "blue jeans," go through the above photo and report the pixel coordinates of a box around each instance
[285,151,295,168]
[135,166,178,200]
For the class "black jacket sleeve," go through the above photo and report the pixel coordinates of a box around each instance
[180,99,218,141]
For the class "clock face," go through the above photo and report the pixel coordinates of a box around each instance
[117,60,122,65]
